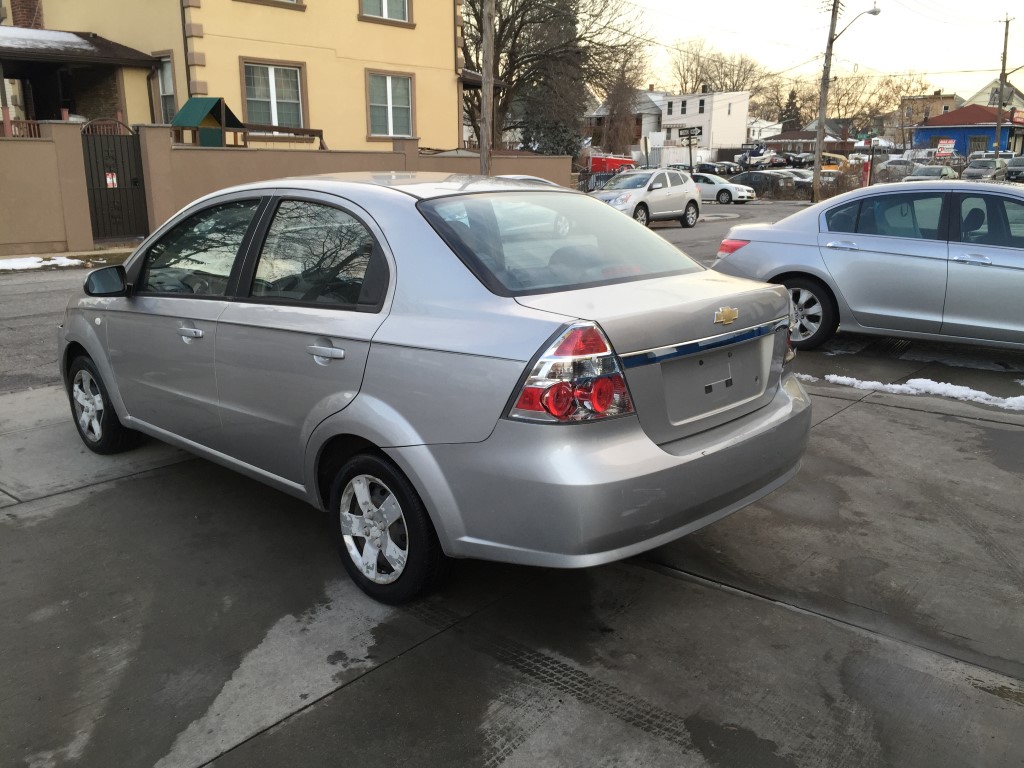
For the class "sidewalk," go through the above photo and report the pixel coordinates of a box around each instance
[0,244,137,273]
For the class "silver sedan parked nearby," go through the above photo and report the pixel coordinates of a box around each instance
[58,173,809,603]
[713,180,1024,350]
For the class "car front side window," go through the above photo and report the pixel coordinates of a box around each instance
[958,194,1024,248]
[856,193,945,240]
[651,173,668,189]
[139,200,260,296]
[249,200,388,310]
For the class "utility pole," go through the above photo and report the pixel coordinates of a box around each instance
[479,0,495,176]
[994,15,1012,156]
[812,1,842,204]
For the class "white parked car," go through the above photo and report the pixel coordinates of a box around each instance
[691,173,756,205]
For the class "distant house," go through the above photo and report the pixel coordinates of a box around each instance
[748,117,782,142]
[913,103,1023,156]
[963,79,1024,111]
[584,86,665,149]
[658,90,749,150]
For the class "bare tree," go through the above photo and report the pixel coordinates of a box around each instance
[600,54,648,155]
[462,0,643,149]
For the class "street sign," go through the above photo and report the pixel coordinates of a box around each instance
[679,126,702,137]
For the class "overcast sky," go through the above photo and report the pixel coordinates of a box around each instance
[622,0,1019,98]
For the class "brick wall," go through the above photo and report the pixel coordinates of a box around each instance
[10,0,43,28]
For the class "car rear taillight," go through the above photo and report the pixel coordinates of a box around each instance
[508,323,635,423]
[716,239,749,259]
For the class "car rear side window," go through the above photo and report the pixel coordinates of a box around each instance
[957,194,1024,248]
[248,200,388,310]
[825,201,859,233]
[856,193,945,240]
[419,191,702,296]
[139,200,259,295]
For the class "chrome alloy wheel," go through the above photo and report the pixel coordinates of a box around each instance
[789,286,824,343]
[339,474,409,585]
[72,369,105,443]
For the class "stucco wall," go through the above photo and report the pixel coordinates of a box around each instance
[137,126,409,229]
[0,122,93,255]
[0,138,67,255]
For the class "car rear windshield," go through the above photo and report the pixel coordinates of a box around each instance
[419,191,702,296]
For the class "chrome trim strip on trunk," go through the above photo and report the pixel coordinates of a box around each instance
[619,318,788,369]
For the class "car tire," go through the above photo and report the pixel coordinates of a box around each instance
[717,189,732,204]
[66,355,140,454]
[329,454,447,604]
[680,201,699,228]
[632,204,650,227]
[780,277,838,350]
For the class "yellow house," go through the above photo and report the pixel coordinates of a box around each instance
[16,0,464,150]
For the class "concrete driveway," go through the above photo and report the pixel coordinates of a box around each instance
[2,364,1022,766]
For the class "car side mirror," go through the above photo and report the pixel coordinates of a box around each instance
[650,182,664,190]
[84,264,130,297]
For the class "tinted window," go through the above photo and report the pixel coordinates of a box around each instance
[140,200,259,295]
[668,171,689,186]
[856,193,945,239]
[958,194,1024,248]
[249,200,387,309]
[825,200,859,233]
[420,192,702,296]
[651,172,668,188]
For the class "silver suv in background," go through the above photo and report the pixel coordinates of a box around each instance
[589,169,701,227]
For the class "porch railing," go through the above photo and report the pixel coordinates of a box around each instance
[0,119,42,138]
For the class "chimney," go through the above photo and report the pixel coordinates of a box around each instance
[648,84,654,91]
[11,0,44,28]
[934,90,941,96]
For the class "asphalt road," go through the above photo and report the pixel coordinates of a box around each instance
[2,202,1023,767]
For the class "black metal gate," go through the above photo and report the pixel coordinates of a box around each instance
[82,120,149,240]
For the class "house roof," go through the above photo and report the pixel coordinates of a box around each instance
[918,103,1010,127]
[964,79,1024,107]
[588,91,663,118]
[0,26,155,67]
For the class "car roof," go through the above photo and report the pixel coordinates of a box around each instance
[190,171,577,205]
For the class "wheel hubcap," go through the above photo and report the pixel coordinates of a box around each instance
[339,474,408,584]
[789,287,823,342]
[72,370,104,442]
[686,205,697,225]
[634,208,647,225]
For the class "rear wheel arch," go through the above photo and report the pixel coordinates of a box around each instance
[315,433,386,510]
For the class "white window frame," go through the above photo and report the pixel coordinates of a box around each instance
[362,0,408,22]
[158,56,175,123]
[368,73,412,137]
[245,63,303,128]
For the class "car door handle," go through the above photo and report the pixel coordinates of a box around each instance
[306,344,345,360]
[177,326,204,341]
[951,253,992,266]
[825,241,859,251]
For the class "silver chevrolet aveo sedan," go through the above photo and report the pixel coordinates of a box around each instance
[59,173,810,603]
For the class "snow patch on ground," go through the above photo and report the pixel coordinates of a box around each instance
[824,375,1024,411]
[0,256,84,271]
[1016,379,1024,388]
[794,373,820,382]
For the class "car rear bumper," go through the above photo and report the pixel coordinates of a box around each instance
[392,373,810,568]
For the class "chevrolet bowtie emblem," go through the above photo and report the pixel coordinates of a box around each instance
[714,306,739,325]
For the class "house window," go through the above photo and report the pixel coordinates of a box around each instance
[368,73,412,136]
[361,0,408,22]
[666,128,672,139]
[245,63,303,127]
[699,99,705,114]
[681,100,686,115]
[667,101,673,115]
[158,57,176,123]
[943,105,950,113]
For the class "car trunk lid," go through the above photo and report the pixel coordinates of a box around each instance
[516,271,791,444]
